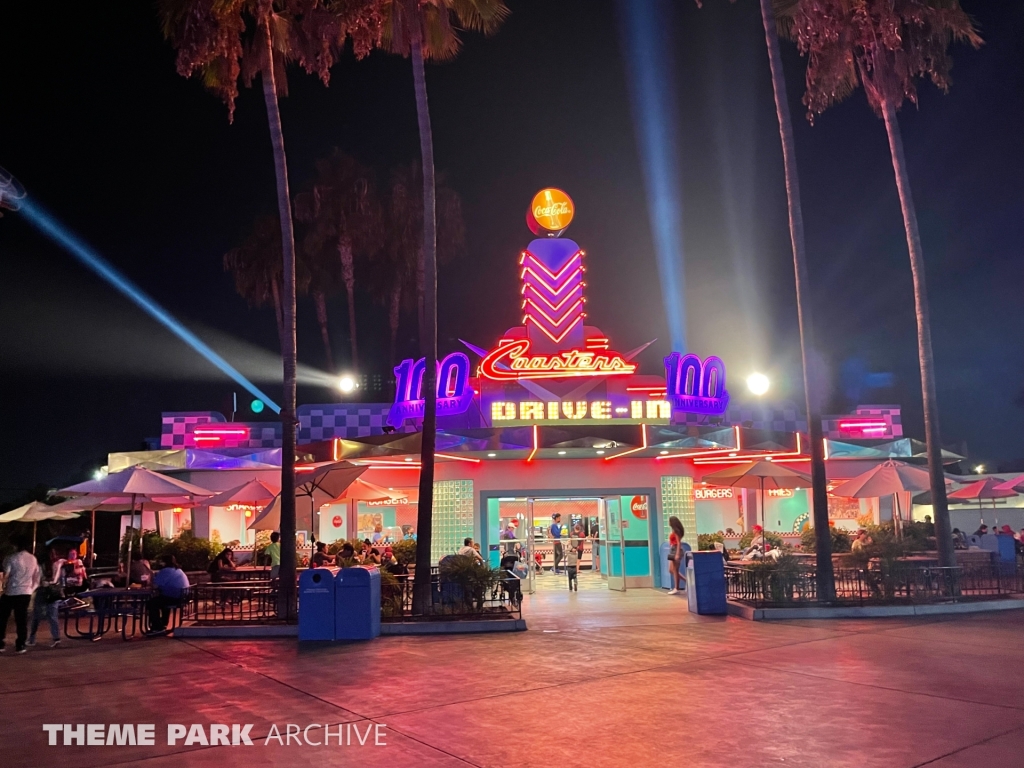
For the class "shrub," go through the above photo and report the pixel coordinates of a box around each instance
[746,554,804,603]
[157,531,219,571]
[438,554,502,612]
[800,526,851,553]
[739,530,784,550]
[697,532,724,551]
[391,539,417,566]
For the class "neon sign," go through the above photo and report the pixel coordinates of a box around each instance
[388,352,474,428]
[665,353,729,415]
[192,426,251,447]
[520,248,585,344]
[526,188,574,234]
[695,487,734,500]
[480,338,637,381]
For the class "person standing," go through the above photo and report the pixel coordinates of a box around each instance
[550,513,565,575]
[28,548,66,648]
[0,536,40,654]
[667,516,686,595]
[265,532,282,580]
[565,543,579,592]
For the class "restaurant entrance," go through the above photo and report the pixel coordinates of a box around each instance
[487,494,654,593]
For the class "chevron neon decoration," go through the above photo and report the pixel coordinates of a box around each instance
[520,247,586,346]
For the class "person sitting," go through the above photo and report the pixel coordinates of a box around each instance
[207,548,237,582]
[311,542,335,568]
[62,549,87,595]
[951,528,967,549]
[457,537,484,563]
[129,549,153,587]
[851,530,872,553]
[147,555,191,634]
[973,524,989,537]
[363,547,382,566]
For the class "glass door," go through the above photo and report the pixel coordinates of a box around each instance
[601,497,626,591]
[525,498,536,595]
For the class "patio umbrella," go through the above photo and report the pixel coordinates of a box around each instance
[336,478,407,502]
[994,475,1024,493]
[830,459,944,537]
[248,462,367,542]
[700,461,812,553]
[60,467,213,583]
[0,502,80,552]
[205,479,280,508]
[948,478,1018,527]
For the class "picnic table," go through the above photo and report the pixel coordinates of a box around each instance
[64,588,153,641]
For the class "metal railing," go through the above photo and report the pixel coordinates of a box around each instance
[385,568,523,621]
[725,561,1024,608]
[190,582,286,624]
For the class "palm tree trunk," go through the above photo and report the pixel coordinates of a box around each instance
[410,31,438,616]
[270,278,285,352]
[759,0,834,599]
[312,289,334,372]
[339,239,359,369]
[260,14,298,616]
[881,99,954,570]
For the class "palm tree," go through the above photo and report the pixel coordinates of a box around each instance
[160,0,379,614]
[378,0,506,614]
[225,215,287,350]
[785,0,981,569]
[372,163,466,366]
[294,149,382,371]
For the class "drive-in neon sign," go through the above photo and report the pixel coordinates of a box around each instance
[479,337,637,381]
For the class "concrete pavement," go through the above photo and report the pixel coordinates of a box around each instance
[3,589,1024,767]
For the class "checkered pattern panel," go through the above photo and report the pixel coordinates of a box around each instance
[823,405,902,440]
[671,405,807,433]
[297,404,411,442]
[160,413,223,448]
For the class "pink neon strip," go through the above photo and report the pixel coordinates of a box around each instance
[520,265,584,296]
[520,251,582,282]
[522,282,583,313]
[524,314,584,345]
[523,297,584,331]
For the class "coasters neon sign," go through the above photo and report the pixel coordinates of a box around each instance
[479,338,637,381]
[664,352,729,415]
[388,352,475,427]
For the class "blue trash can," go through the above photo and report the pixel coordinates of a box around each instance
[335,566,381,640]
[299,567,339,641]
[686,551,727,615]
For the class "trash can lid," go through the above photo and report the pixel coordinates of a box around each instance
[336,565,380,586]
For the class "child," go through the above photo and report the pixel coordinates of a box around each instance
[565,543,579,592]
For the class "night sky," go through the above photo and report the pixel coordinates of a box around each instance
[1,0,1021,502]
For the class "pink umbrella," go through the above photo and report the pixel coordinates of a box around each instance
[948,478,1018,527]
[830,459,949,536]
[205,479,280,508]
[994,475,1024,493]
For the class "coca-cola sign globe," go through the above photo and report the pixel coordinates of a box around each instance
[526,188,574,234]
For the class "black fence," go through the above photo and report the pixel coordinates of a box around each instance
[190,582,290,624]
[384,569,523,621]
[725,561,1024,608]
